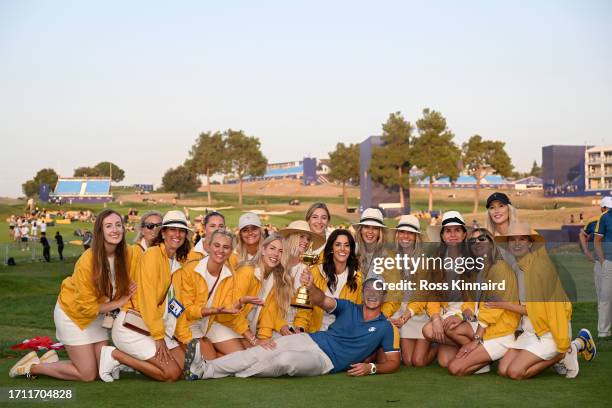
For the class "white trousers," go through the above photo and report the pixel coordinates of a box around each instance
[595,260,612,337]
[196,333,334,379]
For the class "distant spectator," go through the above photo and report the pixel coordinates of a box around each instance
[193,231,202,246]
[570,214,575,224]
[580,212,584,224]
[13,222,20,243]
[472,219,478,230]
[55,231,64,260]
[30,220,38,238]
[40,219,47,234]
[19,223,29,251]
[82,230,93,251]
[40,232,51,262]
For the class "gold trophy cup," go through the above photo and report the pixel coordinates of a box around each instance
[290,252,319,309]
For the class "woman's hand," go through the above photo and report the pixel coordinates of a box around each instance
[299,269,313,288]
[442,315,462,331]
[431,318,445,343]
[462,308,473,321]
[279,325,293,336]
[115,282,137,308]
[235,296,265,309]
[390,310,412,328]
[154,339,173,366]
[456,340,480,359]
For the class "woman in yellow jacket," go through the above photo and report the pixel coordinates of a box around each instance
[10,209,139,381]
[133,210,162,252]
[226,234,295,347]
[187,211,225,262]
[229,212,263,270]
[443,228,521,376]
[388,215,440,367]
[293,229,363,332]
[98,210,192,383]
[494,222,594,379]
[175,230,263,360]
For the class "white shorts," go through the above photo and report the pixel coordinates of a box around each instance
[54,302,108,346]
[512,331,558,360]
[207,322,242,343]
[112,311,179,361]
[482,333,515,361]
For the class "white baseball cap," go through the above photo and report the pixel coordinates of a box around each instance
[600,196,612,209]
[239,212,262,230]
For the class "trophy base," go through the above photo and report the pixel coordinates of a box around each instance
[290,302,314,310]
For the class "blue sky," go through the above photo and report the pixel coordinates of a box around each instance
[1,0,610,197]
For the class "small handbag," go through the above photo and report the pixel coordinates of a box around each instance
[123,280,173,336]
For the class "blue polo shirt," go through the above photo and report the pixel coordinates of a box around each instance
[596,210,612,261]
[309,299,400,373]
[583,216,600,252]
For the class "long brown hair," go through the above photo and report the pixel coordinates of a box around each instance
[91,209,130,299]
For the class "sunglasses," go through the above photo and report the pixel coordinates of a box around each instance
[144,223,162,230]
[468,235,489,245]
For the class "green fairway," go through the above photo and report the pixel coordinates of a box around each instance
[0,256,609,407]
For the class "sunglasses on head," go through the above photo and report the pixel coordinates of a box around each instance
[468,235,489,245]
[144,223,162,230]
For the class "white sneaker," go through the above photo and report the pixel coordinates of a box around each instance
[98,346,120,383]
[563,343,579,379]
[189,359,208,380]
[474,364,491,374]
[40,350,59,364]
[9,351,40,378]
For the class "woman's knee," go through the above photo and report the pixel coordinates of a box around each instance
[401,351,413,367]
[506,364,526,380]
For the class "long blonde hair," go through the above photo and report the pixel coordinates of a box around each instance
[355,224,386,272]
[235,226,263,267]
[252,234,293,317]
[484,204,519,236]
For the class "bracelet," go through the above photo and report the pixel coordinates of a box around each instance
[248,336,257,346]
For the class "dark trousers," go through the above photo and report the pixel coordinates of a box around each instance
[58,245,64,260]
[43,247,50,262]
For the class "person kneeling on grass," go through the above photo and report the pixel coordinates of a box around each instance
[180,277,401,380]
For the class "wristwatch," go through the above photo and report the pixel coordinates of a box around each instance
[369,363,377,375]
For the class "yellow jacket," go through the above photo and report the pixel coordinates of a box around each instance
[224,265,286,339]
[519,248,572,353]
[378,251,403,317]
[173,258,236,344]
[405,267,445,318]
[131,244,183,340]
[294,264,363,332]
[57,246,141,330]
[468,260,521,340]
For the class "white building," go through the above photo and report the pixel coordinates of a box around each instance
[585,145,612,191]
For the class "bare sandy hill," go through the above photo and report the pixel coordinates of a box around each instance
[204,179,360,198]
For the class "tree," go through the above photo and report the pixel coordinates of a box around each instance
[185,131,226,204]
[22,168,59,198]
[74,166,100,177]
[368,112,413,210]
[161,165,200,198]
[412,109,461,212]
[462,135,513,213]
[222,129,267,205]
[328,142,360,211]
[93,162,125,182]
[530,160,542,177]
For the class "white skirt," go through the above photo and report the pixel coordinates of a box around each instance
[512,331,558,361]
[112,311,179,361]
[54,302,108,346]
[482,333,515,361]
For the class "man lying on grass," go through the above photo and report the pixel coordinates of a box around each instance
[182,276,401,379]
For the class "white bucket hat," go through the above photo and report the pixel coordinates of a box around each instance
[353,208,386,229]
[394,214,421,234]
[279,220,326,249]
[426,210,467,242]
[239,212,262,230]
[161,210,193,232]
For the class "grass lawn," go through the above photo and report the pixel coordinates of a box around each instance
[0,256,609,407]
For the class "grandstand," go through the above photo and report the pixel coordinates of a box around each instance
[49,177,113,204]
[416,175,511,189]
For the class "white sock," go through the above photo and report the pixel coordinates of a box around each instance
[572,338,585,352]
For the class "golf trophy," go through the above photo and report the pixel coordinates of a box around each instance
[290,251,319,309]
